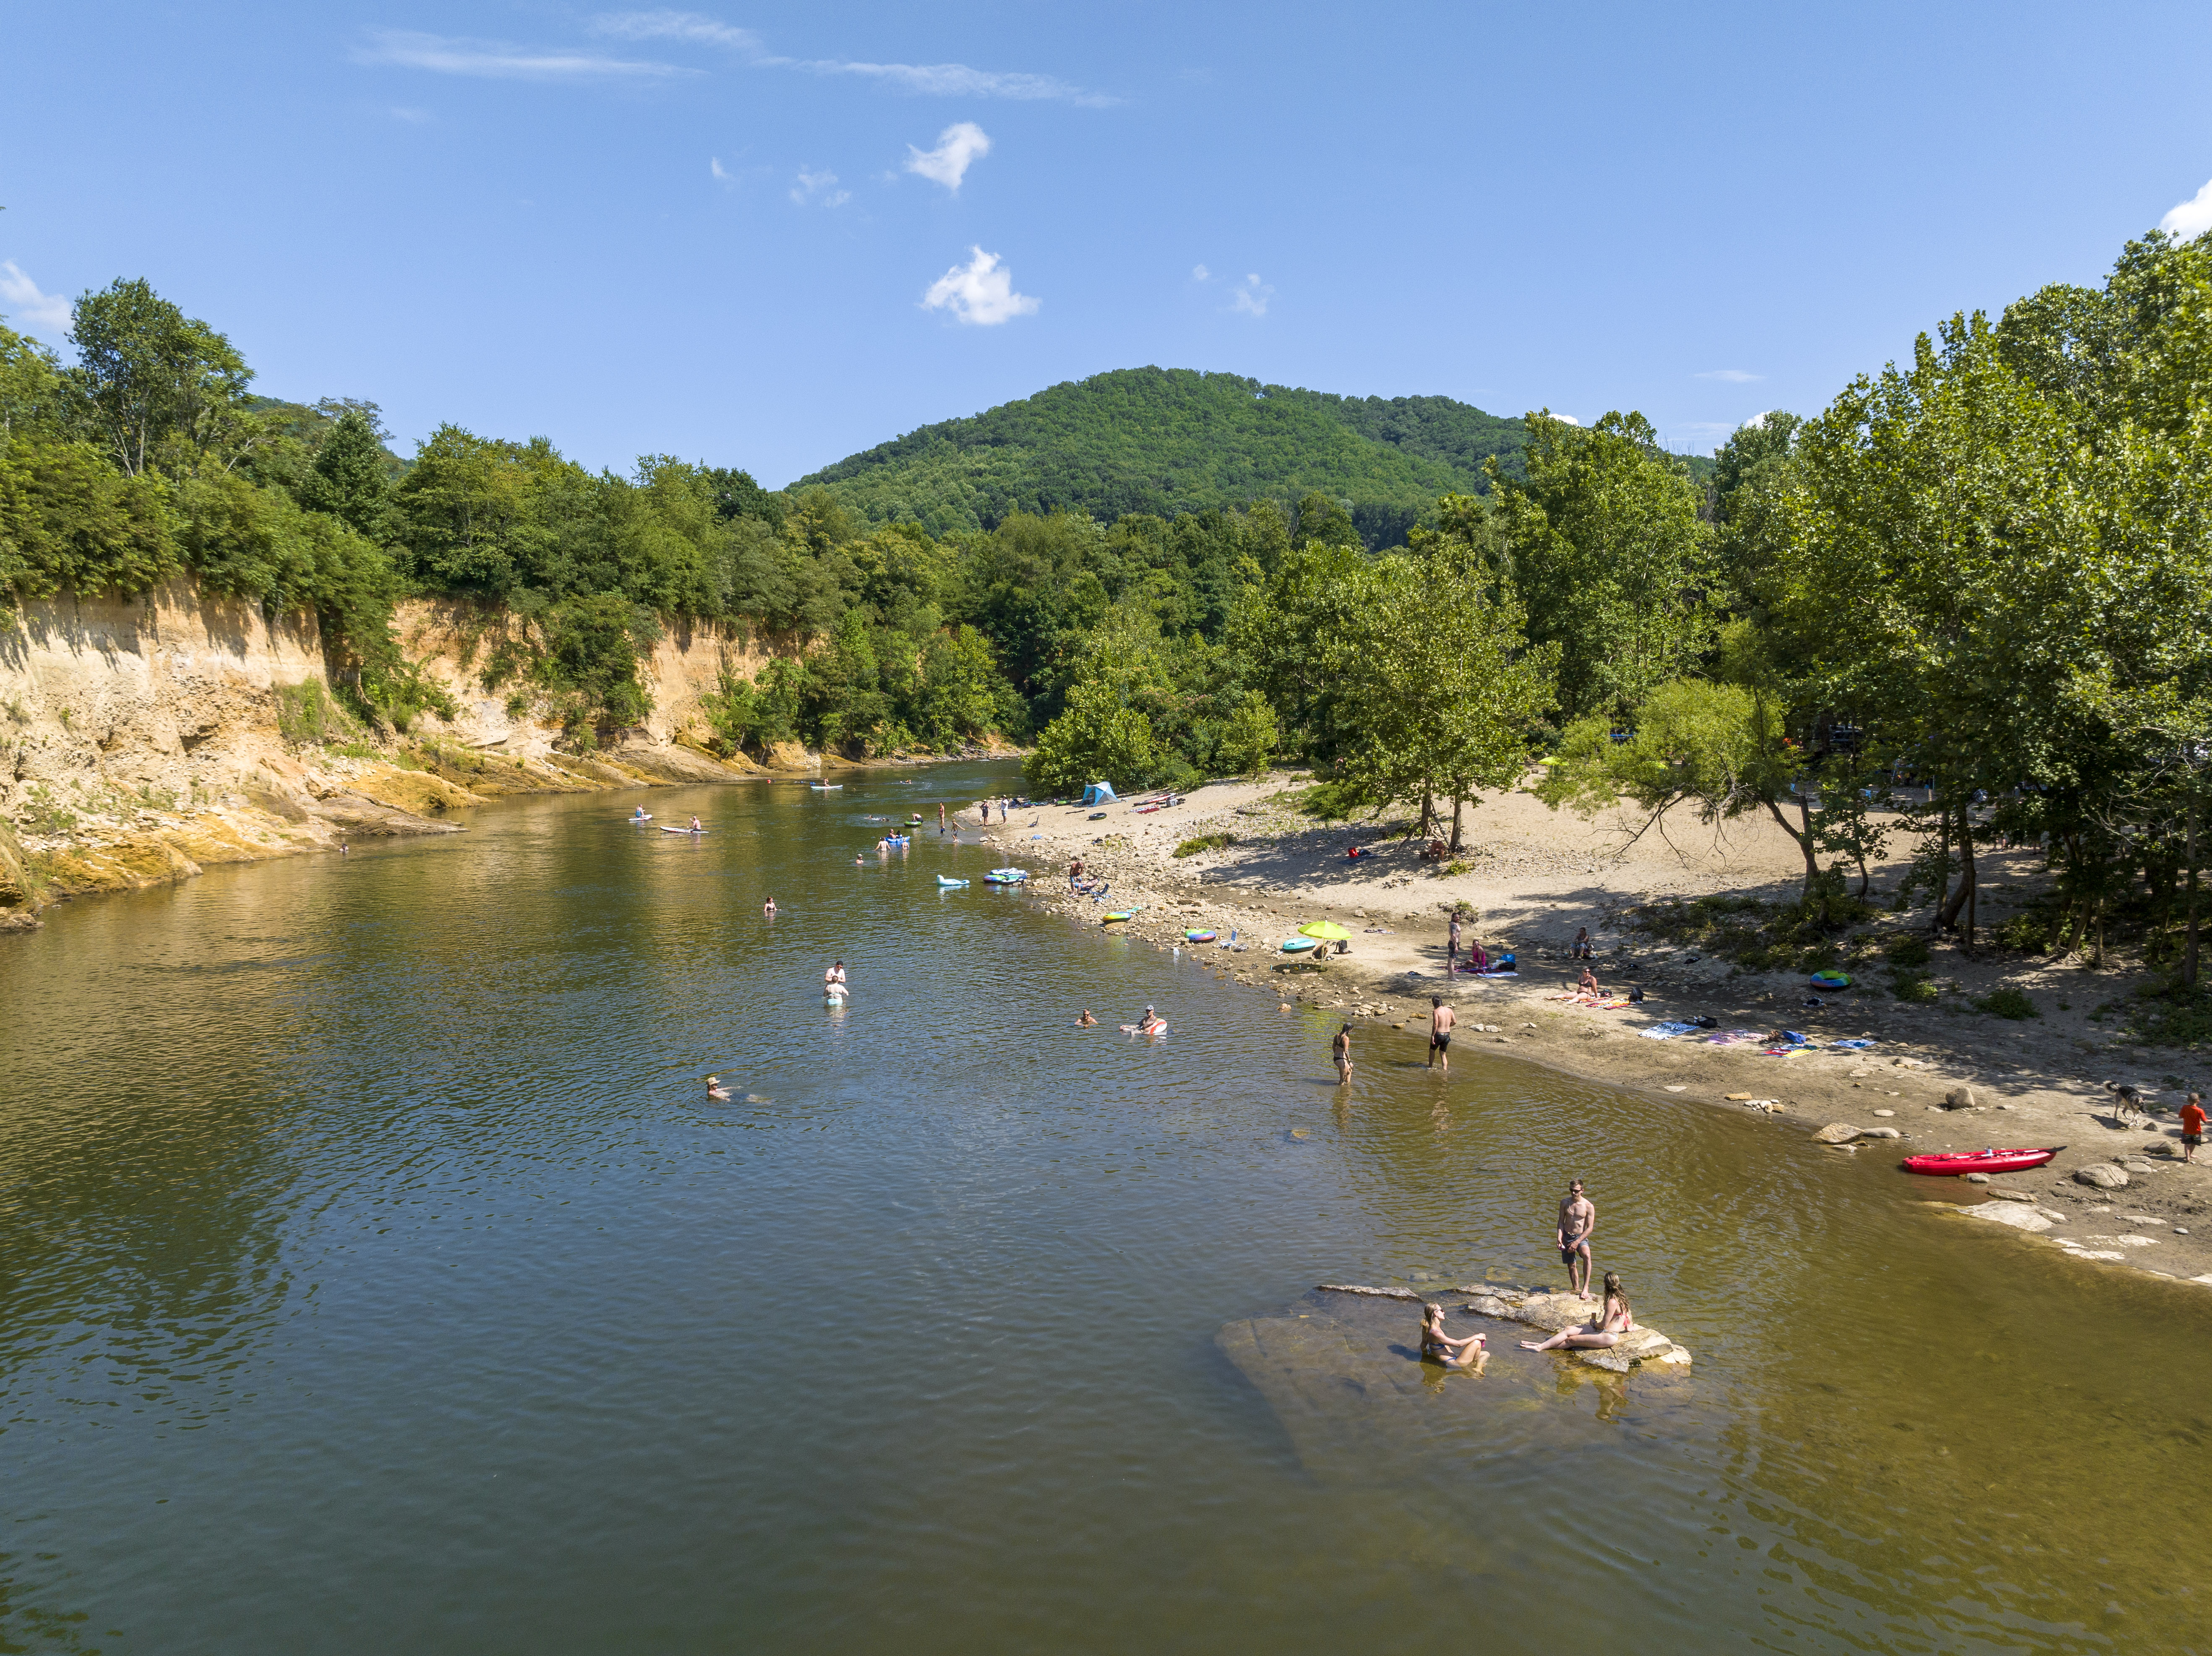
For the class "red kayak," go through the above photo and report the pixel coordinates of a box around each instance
[1899,1146,2062,1176]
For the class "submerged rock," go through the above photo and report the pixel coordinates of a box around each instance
[1319,1283,1692,1372]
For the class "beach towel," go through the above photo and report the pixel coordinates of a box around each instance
[1638,1021,1701,1041]
[1706,1029,1762,1046]
[1831,1038,1876,1050]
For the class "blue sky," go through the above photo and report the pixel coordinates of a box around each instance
[6,2,2211,486]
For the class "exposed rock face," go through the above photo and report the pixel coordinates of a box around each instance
[0,581,837,926]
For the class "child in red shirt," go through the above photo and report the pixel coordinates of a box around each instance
[2181,1093,2206,1165]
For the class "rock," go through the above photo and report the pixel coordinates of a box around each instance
[1663,1084,1687,1093]
[1965,1172,1990,1183]
[1967,1202,2053,1232]
[1726,1092,1754,1101]
[1858,1126,1903,1139]
[1944,1086,1978,1110]
[2120,1160,2161,1175]
[1811,1122,1863,1144]
[2075,1164,2129,1189]
[1872,1108,1896,1117]
[1990,1189,2035,1203]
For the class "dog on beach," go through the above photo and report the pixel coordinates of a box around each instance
[2104,1081,2153,1129]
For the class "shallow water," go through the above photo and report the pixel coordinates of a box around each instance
[2,764,2206,1653]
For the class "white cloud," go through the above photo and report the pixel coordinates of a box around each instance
[352,29,688,80]
[711,156,733,185]
[904,122,991,191]
[1534,410,1580,426]
[389,106,434,123]
[790,168,849,207]
[1229,273,1272,317]
[590,10,760,50]
[2161,176,2212,240]
[798,58,1113,105]
[1695,367,1762,383]
[0,261,71,336]
[1192,264,1210,281]
[922,247,1039,326]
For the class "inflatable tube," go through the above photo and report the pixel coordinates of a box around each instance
[1184,929,1217,943]
[1810,970,1850,991]
[1281,937,1319,953]
[936,876,969,887]
[1120,1021,1169,1036]
[1101,911,1136,923]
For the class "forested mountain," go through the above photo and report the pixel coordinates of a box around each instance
[793,367,1530,546]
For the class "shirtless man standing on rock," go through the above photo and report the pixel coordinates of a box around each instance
[1556,1179,1596,1301]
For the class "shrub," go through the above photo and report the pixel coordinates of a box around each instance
[1215,691,1278,780]
[1173,832,1234,858]
[1890,969,1938,1002]
[1976,986,2039,1021]
[1883,933,1932,968]
[1995,913,2051,955]
[276,678,363,746]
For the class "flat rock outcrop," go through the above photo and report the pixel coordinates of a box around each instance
[1318,1282,1693,1374]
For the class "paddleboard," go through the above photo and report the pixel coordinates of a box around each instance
[628,813,653,823]
[936,876,969,887]
[661,825,707,834]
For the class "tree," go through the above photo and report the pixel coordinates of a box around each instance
[67,279,255,476]
[1486,410,1714,724]
[298,409,396,542]
[1216,690,1279,779]
[1024,679,1160,794]
[1326,549,1556,845]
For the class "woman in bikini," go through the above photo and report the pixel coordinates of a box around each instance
[1520,1272,1636,1351]
[1419,1303,1487,1369]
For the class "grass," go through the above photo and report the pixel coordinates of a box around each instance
[1173,832,1236,858]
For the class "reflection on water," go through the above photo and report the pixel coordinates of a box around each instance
[2,765,2207,1653]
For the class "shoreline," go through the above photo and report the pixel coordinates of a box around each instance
[962,776,2212,1292]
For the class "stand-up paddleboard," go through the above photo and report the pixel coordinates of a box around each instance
[936,876,969,887]
[661,825,707,834]
[628,812,653,823]
[809,784,843,790]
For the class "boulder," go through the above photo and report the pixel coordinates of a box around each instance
[1967,1202,2054,1233]
[1811,1122,1863,1144]
[1858,1126,1903,1139]
[1965,1172,1990,1183]
[1944,1086,1978,1110]
[2075,1163,2129,1190]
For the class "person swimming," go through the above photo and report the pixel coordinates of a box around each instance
[824,961,848,998]
[1076,1010,1098,1026]
[705,1075,730,1100]
[763,896,777,917]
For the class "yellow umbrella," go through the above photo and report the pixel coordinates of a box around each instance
[1299,921,1352,942]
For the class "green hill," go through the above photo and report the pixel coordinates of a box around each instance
[792,367,1529,546]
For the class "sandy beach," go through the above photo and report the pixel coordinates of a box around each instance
[960,772,2212,1287]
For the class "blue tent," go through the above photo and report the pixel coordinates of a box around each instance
[1081,781,1119,805]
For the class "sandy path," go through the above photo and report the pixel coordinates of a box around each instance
[957,773,2212,1289]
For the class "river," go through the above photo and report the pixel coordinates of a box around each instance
[2,763,2205,1653]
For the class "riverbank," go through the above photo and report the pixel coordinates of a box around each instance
[967,775,2212,1289]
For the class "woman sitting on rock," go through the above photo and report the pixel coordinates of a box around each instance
[1520,1273,1636,1352]
[1418,1303,1487,1370]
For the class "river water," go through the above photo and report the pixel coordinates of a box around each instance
[2,763,2206,1653]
